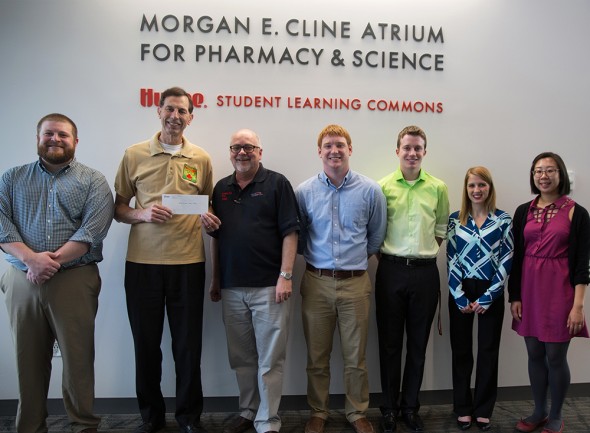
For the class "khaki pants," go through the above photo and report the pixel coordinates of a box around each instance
[301,270,372,422]
[1,264,101,433]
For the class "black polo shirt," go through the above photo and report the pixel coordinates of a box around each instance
[211,164,300,288]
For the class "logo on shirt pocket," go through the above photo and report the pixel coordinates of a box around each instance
[183,164,197,184]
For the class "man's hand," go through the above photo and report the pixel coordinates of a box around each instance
[209,278,221,302]
[275,277,292,303]
[201,212,221,234]
[140,204,173,223]
[25,251,60,285]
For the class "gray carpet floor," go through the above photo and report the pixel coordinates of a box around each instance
[1,397,589,433]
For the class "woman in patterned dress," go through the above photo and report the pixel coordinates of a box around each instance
[447,166,514,431]
[509,152,589,433]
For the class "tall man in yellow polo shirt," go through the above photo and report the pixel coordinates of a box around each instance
[375,125,449,433]
[114,87,216,433]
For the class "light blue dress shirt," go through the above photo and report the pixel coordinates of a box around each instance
[295,170,387,270]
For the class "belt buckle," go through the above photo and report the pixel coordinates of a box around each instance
[406,258,412,266]
[331,269,337,278]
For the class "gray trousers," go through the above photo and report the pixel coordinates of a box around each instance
[222,286,291,433]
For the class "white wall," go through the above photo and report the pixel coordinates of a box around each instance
[1,0,589,400]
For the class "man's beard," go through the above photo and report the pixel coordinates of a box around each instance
[38,143,75,165]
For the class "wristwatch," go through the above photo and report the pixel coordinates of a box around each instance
[279,271,293,280]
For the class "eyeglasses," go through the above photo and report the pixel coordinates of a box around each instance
[532,168,559,177]
[229,144,260,154]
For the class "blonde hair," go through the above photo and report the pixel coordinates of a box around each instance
[317,124,351,148]
[459,166,496,225]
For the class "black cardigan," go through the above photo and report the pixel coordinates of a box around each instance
[507,198,590,302]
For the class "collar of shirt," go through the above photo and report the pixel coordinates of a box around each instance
[149,132,195,158]
[530,194,568,210]
[227,163,268,187]
[393,167,426,185]
[320,170,351,190]
[37,158,75,176]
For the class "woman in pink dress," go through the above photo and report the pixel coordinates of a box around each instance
[509,152,589,433]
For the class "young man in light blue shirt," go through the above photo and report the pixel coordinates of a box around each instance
[296,124,387,433]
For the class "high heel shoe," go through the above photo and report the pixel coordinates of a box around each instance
[515,416,548,432]
[475,418,491,431]
[541,420,564,433]
[456,417,472,431]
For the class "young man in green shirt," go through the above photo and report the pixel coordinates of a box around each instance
[375,125,449,433]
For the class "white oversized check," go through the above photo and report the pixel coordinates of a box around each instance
[162,194,209,215]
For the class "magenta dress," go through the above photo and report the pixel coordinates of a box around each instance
[512,196,589,342]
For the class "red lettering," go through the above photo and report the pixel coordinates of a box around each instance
[140,88,204,109]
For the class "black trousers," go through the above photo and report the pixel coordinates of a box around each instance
[375,258,440,415]
[125,262,205,427]
[448,278,504,419]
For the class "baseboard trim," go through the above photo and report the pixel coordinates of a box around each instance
[1,384,589,416]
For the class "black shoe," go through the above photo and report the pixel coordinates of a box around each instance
[402,413,424,432]
[133,421,165,433]
[179,424,207,433]
[457,418,472,430]
[475,420,491,431]
[380,412,397,433]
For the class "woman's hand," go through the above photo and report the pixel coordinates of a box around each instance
[510,301,522,321]
[460,304,474,314]
[470,301,487,315]
[567,305,585,335]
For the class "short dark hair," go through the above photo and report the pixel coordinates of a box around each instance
[397,125,427,149]
[159,86,194,113]
[37,113,78,140]
[529,151,570,195]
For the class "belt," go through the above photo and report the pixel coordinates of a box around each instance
[306,263,366,280]
[380,254,443,336]
[22,262,94,273]
[381,254,436,267]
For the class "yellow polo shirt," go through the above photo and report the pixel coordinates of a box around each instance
[114,132,213,264]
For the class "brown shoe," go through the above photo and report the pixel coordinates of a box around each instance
[223,416,254,433]
[80,429,98,433]
[351,418,375,433]
[305,417,326,433]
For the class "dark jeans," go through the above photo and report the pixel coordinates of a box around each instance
[448,278,504,419]
[375,258,440,415]
[125,262,205,427]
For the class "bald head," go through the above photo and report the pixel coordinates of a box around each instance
[230,129,262,148]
